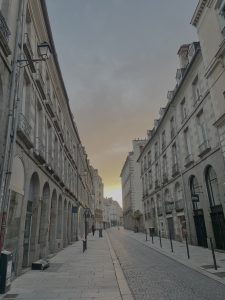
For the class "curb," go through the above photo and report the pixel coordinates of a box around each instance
[106,231,134,300]
[127,232,225,287]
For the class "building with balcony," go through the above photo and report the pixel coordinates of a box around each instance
[191,0,225,250]
[138,41,225,248]
[1,0,96,277]
[120,139,146,231]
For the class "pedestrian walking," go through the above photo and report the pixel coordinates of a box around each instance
[92,224,96,236]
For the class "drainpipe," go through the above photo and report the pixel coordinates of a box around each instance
[0,0,26,253]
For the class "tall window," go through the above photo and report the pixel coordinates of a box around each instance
[155,163,159,181]
[184,128,192,156]
[192,75,200,103]
[155,142,158,160]
[205,166,220,207]
[148,169,152,188]
[22,72,31,117]
[147,151,151,167]
[218,0,225,34]
[162,130,166,150]
[172,143,178,165]
[197,111,208,148]
[163,154,167,175]
[170,117,175,139]
[180,98,187,122]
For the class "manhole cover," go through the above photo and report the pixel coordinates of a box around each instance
[215,272,225,278]
[3,294,18,299]
[201,264,220,269]
[44,263,63,272]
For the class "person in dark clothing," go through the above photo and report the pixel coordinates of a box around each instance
[92,224,96,236]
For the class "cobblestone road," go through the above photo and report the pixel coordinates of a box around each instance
[108,229,225,300]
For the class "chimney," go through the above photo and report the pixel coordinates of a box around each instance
[177,44,190,68]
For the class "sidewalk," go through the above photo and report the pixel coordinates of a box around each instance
[124,229,225,285]
[2,232,133,300]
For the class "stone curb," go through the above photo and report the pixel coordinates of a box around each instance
[128,232,225,287]
[106,231,134,300]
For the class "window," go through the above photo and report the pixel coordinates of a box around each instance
[162,155,167,175]
[162,130,166,150]
[205,166,221,207]
[218,0,225,34]
[184,128,192,156]
[172,143,178,165]
[155,163,159,181]
[197,111,209,151]
[180,98,187,122]
[170,117,175,139]
[147,151,151,167]
[192,75,200,103]
[148,169,152,188]
[155,142,158,160]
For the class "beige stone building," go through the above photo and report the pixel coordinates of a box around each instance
[0,0,96,278]
[120,139,146,231]
[102,197,123,228]
[139,41,225,249]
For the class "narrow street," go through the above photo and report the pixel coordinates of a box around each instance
[108,228,225,300]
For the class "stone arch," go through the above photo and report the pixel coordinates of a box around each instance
[49,189,57,253]
[22,172,40,267]
[38,182,50,258]
[63,199,68,247]
[205,165,220,207]
[5,156,25,275]
[57,195,63,240]
[67,202,72,243]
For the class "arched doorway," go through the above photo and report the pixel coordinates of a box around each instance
[5,156,24,275]
[57,195,63,241]
[49,190,57,253]
[22,172,40,267]
[67,202,71,243]
[205,166,225,250]
[38,182,50,258]
[190,175,208,248]
[63,199,68,247]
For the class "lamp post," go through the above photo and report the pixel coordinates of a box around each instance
[83,208,91,251]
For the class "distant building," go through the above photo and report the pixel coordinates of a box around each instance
[120,139,146,231]
[102,197,123,228]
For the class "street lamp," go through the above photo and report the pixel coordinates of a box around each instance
[17,40,51,66]
[83,208,91,251]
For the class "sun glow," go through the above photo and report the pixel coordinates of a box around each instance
[104,185,122,207]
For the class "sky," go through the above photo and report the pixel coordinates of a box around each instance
[46,0,198,206]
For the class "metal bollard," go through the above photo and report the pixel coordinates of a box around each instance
[159,230,162,248]
[145,229,148,241]
[151,233,154,244]
[83,240,87,252]
[185,235,190,259]
[169,233,173,253]
[99,229,103,238]
[210,237,217,270]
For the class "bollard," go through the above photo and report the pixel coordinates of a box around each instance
[145,229,148,241]
[83,240,87,252]
[99,228,103,238]
[210,238,217,270]
[185,235,190,259]
[159,230,162,248]
[169,233,173,253]
[151,233,154,244]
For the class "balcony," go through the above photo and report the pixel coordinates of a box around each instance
[172,163,179,177]
[165,201,174,214]
[45,153,54,174]
[23,33,35,73]
[184,154,194,167]
[155,179,160,189]
[175,200,184,212]
[198,140,211,157]
[53,163,61,182]
[0,11,11,56]
[17,113,33,149]
[157,206,163,216]
[45,93,55,118]
[162,172,168,184]
[35,70,46,99]
[34,137,45,164]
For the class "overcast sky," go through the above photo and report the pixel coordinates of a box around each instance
[46,0,198,206]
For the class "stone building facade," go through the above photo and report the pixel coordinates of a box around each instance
[0,0,96,277]
[90,167,104,229]
[120,139,146,231]
[139,41,225,250]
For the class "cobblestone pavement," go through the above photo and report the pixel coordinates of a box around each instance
[108,228,225,300]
